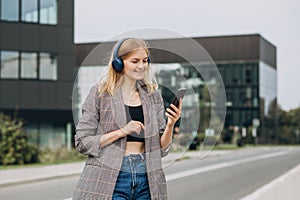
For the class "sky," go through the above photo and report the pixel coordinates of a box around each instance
[75,0,300,111]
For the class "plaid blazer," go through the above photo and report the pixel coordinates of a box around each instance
[73,81,169,200]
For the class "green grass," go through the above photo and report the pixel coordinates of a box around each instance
[192,144,240,151]
[0,158,86,170]
[212,144,241,150]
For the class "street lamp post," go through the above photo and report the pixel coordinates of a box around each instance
[252,119,260,146]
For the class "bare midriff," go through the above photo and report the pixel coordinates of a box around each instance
[125,142,145,155]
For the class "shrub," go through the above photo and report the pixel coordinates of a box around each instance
[0,113,39,165]
[38,147,87,164]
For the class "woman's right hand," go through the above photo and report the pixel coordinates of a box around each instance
[119,120,145,138]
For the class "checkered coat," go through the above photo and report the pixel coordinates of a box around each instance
[73,81,169,200]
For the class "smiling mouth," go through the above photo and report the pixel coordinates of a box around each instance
[133,70,144,73]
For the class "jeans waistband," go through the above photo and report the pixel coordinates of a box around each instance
[121,153,146,173]
[123,153,146,164]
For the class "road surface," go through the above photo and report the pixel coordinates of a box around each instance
[0,147,299,200]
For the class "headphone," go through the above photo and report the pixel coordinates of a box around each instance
[111,38,151,72]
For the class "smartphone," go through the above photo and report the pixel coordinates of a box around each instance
[170,88,187,111]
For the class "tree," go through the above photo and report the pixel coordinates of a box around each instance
[266,105,300,144]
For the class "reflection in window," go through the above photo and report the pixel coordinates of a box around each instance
[40,0,57,24]
[24,123,68,148]
[53,124,66,149]
[24,124,39,145]
[0,51,19,78]
[21,0,38,23]
[1,0,19,21]
[259,62,277,115]
[232,64,240,84]
[21,52,38,79]
[39,53,57,80]
[39,123,53,148]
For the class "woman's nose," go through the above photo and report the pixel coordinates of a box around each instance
[138,62,146,69]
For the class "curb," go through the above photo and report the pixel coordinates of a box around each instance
[0,162,85,188]
[0,172,82,188]
[0,150,233,188]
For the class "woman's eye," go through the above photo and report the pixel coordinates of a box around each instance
[132,60,138,63]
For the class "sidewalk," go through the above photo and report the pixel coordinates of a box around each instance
[0,150,229,187]
[1,148,300,200]
[0,162,85,187]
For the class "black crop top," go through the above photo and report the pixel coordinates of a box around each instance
[125,104,145,143]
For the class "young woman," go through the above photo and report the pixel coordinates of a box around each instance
[73,38,182,200]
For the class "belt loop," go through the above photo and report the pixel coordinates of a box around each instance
[128,156,132,164]
[140,153,144,161]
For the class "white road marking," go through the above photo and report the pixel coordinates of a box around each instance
[166,151,288,181]
[240,162,300,200]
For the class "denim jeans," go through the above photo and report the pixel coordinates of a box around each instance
[112,153,151,200]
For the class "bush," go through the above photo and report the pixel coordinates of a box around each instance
[38,147,87,164]
[0,113,39,165]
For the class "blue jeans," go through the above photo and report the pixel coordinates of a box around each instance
[113,153,151,200]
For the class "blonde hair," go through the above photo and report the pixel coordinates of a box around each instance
[98,38,157,96]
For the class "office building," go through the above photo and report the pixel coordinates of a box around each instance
[0,0,75,148]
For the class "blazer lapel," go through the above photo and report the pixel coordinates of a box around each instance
[136,81,157,139]
[112,88,127,129]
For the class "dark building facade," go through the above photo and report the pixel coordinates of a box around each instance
[0,0,76,148]
[0,0,277,147]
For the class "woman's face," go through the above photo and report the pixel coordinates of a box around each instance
[122,48,149,81]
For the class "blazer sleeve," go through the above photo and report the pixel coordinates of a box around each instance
[154,90,170,158]
[74,84,102,157]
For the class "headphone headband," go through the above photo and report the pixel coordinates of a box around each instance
[112,38,128,62]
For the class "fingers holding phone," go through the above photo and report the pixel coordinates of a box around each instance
[166,98,182,126]
[166,88,186,126]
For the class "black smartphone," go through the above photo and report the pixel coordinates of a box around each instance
[170,88,187,111]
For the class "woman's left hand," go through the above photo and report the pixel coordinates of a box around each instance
[165,99,182,126]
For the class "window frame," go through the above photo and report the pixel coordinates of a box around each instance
[0,50,20,79]
[0,0,57,25]
[0,50,58,81]
[39,52,57,81]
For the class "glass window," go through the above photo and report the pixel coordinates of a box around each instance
[252,62,259,84]
[39,53,57,80]
[24,124,39,145]
[233,110,240,126]
[21,52,37,79]
[21,0,38,23]
[225,110,232,126]
[218,65,226,83]
[232,64,241,84]
[259,61,277,115]
[224,64,232,85]
[243,64,252,84]
[1,0,19,21]
[53,124,66,149]
[40,0,57,24]
[0,51,19,79]
[39,123,53,148]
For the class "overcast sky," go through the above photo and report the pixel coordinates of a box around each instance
[75,0,300,111]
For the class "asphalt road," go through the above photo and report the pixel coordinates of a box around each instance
[1,147,299,200]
